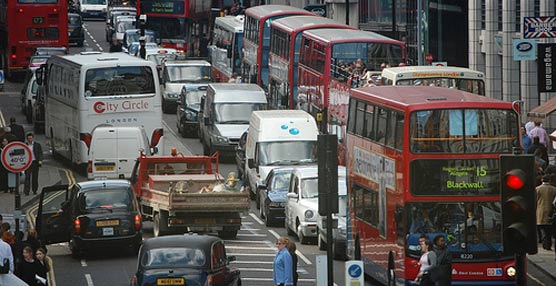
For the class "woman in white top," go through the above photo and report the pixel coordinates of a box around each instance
[415,237,437,286]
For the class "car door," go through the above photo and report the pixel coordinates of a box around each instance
[210,241,238,285]
[285,175,300,230]
[35,184,71,245]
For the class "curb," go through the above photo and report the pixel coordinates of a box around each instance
[528,253,556,282]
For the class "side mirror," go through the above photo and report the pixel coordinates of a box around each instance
[286,192,297,199]
[151,147,158,154]
[257,184,267,191]
[247,158,254,169]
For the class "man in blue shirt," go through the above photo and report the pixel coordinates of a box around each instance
[273,237,293,286]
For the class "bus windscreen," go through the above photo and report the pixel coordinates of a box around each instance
[85,66,156,97]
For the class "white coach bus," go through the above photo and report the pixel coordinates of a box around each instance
[36,51,164,167]
[380,65,485,95]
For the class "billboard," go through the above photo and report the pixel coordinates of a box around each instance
[524,16,556,38]
[538,43,556,92]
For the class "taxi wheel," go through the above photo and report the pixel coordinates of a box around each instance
[297,220,308,244]
[286,218,295,236]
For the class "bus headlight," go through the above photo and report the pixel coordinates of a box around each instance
[304,210,314,220]
[506,266,516,277]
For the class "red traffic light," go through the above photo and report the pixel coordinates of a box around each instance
[505,170,526,190]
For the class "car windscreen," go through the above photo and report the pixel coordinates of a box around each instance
[78,189,135,212]
[167,66,211,83]
[141,247,206,268]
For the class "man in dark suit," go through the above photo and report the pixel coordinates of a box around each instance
[24,133,43,195]
[8,117,25,142]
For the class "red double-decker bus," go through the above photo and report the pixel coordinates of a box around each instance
[297,28,405,163]
[0,0,68,79]
[346,86,520,285]
[242,5,313,89]
[136,0,211,55]
[268,15,354,110]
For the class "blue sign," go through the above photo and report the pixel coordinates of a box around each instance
[0,70,4,85]
[524,16,556,38]
[348,264,362,278]
[513,39,536,61]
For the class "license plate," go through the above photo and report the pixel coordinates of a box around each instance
[195,218,215,224]
[95,165,115,171]
[96,219,119,227]
[157,278,185,285]
[102,227,114,236]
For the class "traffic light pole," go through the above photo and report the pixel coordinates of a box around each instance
[515,253,526,286]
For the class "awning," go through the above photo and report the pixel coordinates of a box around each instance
[527,96,556,121]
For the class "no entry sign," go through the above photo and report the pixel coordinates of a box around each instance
[1,142,32,173]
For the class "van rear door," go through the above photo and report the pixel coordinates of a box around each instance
[116,131,142,178]
[92,134,118,178]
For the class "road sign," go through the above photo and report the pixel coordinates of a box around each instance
[0,69,4,85]
[345,260,364,286]
[524,16,556,38]
[1,142,33,173]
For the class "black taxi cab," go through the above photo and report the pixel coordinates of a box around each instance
[131,234,241,286]
[35,180,143,258]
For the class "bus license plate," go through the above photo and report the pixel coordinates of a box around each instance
[157,278,184,285]
[102,227,114,236]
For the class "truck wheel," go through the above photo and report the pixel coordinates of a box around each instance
[153,211,169,237]
[318,234,326,251]
[218,230,237,239]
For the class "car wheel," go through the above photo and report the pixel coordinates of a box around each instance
[255,190,260,209]
[318,233,326,251]
[178,121,186,138]
[26,103,33,123]
[286,218,295,236]
[218,230,238,239]
[259,200,265,219]
[264,206,273,227]
[296,220,308,244]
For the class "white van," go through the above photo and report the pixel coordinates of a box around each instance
[244,110,319,203]
[87,126,155,180]
[199,83,267,157]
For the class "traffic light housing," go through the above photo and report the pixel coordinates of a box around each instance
[500,154,537,255]
[318,134,338,216]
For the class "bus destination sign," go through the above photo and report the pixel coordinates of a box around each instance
[410,159,498,196]
[141,0,185,15]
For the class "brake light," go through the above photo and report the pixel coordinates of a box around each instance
[80,132,92,149]
[87,160,92,174]
[134,215,141,231]
[150,128,163,148]
[74,219,81,234]
[17,8,23,13]
[52,7,58,13]
[10,54,16,59]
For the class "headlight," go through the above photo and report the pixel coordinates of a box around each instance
[304,210,314,220]
[185,110,196,121]
[165,92,179,99]
[506,266,516,277]
[213,135,228,144]
[268,202,285,208]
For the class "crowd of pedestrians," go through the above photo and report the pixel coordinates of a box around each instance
[414,234,452,286]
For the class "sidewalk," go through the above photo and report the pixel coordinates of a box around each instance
[528,244,556,282]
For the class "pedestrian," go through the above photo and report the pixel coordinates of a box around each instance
[0,228,14,274]
[432,235,452,286]
[15,246,43,286]
[528,136,549,166]
[0,138,9,193]
[285,238,298,286]
[23,229,43,255]
[109,38,123,53]
[537,174,556,250]
[35,247,51,286]
[521,126,532,152]
[529,121,549,148]
[24,132,43,196]
[273,237,293,286]
[8,117,25,142]
[415,235,437,286]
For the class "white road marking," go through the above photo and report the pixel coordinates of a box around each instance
[295,249,312,265]
[249,212,264,225]
[228,253,276,257]
[84,274,94,286]
[527,273,544,286]
[224,240,272,244]
[226,245,276,251]
[268,229,280,240]
[236,233,266,237]
[81,259,87,267]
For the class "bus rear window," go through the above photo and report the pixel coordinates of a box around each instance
[85,66,156,97]
[410,108,518,153]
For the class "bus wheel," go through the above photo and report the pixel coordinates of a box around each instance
[354,234,361,260]
[387,251,396,286]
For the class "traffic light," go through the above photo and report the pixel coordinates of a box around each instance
[500,154,537,255]
[318,134,338,216]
